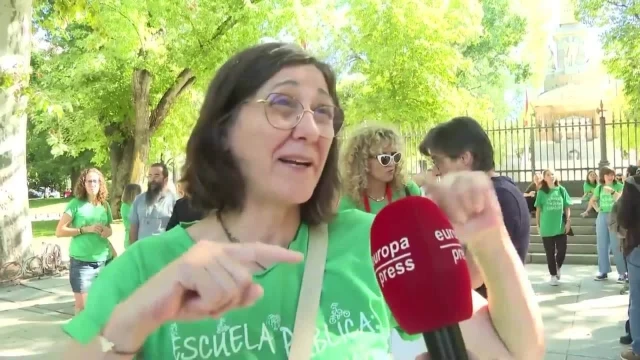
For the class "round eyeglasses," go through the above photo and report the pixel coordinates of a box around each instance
[256,93,344,138]
[376,152,402,166]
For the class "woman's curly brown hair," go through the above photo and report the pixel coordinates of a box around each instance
[74,168,108,205]
[340,122,408,208]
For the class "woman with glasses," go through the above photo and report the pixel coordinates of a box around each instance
[54,168,114,314]
[339,124,421,214]
[61,43,543,360]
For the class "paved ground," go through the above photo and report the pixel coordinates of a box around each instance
[0,265,632,359]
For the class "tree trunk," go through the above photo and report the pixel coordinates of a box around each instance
[130,69,152,186]
[70,166,80,190]
[172,158,178,184]
[0,0,33,266]
[107,68,195,218]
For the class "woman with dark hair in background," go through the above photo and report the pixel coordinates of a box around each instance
[524,171,542,214]
[61,43,543,360]
[581,170,598,217]
[617,173,640,360]
[166,195,204,231]
[590,166,627,282]
[54,168,114,314]
[534,169,572,286]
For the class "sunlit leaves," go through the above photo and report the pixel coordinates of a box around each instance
[29,0,287,162]
[334,0,527,129]
[575,0,640,152]
[29,0,533,170]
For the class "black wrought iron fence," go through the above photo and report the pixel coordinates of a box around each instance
[487,112,640,183]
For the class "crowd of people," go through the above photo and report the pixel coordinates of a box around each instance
[522,163,640,359]
[53,42,551,359]
[523,166,633,285]
[49,42,640,360]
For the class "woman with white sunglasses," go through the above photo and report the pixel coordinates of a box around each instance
[339,123,421,214]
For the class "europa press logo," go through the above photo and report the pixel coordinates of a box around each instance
[434,228,466,265]
[371,237,415,288]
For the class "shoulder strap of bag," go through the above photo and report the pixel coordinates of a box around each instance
[289,223,329,360]
[404,186,411,197]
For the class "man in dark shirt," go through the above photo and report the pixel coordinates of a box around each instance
[419,116,530,298]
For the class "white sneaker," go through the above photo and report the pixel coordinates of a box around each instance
[549,276,559,286]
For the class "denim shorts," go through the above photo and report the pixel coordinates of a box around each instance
[69,257,111,293]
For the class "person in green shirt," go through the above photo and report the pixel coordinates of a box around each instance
[60,43,544,360]
[534,169,572,286]
[338,123,422,214]
[121,183,142,249]
[54,168,114,314]
[580,170,598,217]
[589,166,627,282]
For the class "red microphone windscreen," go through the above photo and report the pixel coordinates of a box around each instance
[370,196,473,334]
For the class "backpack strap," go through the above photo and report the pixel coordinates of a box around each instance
[289,224,329,359]
[404,186,411,197]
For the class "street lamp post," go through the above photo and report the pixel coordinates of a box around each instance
[597,100,609,169]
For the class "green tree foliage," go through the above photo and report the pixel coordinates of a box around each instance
[29,0,296,214]
[330,0,529,168]
[334,0,529,128]
[26,121,102,192]
[28,0,536,194]
[513,0,554,90]
[576,0,640,153]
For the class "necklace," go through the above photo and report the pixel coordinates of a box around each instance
[216,212,268,271]
[216,211,240,243]
[367,194,386,202]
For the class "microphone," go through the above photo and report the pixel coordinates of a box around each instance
[370,196,473,360]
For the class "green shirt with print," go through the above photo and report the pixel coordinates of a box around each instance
[120,202,132,249]
[338,180,422,214]
[593,182,624,213]
[65,197,113,262]
[62,210,418,359]
[582,182,597,200]
[534,186,572,237]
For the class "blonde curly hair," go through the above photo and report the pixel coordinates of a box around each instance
[340,123,409,207]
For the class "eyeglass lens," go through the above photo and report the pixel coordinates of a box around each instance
[263,93,343,136]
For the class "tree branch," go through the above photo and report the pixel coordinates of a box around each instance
[149,69,196,131]
[605,0,640,22]
[203,0,265,47]
[101,3,146,55]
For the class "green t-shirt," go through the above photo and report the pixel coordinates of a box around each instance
[593,182,624,213]
[582,182,597,199]
[64,198,113,262]
[534,186,571,237]
[62,210,417,359]
[338,180,422,214]
[121,202,132,249]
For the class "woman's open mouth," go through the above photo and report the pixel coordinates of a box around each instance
[278,158,312,168]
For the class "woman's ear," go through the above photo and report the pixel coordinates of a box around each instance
[460,151,473,167]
